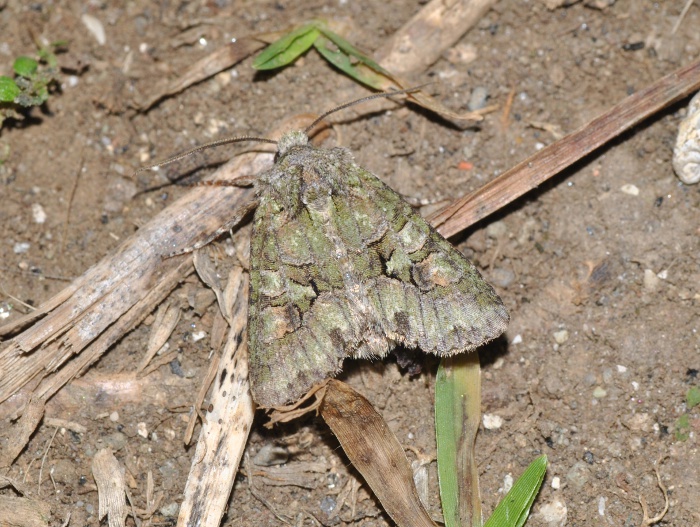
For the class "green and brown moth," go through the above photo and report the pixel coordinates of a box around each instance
[142,92,509,407]
[248,129,508,407]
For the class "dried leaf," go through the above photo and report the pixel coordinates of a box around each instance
[320,380,437,527]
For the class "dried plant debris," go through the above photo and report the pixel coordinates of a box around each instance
[247,126,509,406]
[91,449,128,527]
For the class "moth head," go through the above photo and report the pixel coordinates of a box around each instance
[277,130,309,156]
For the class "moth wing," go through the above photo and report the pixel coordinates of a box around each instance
[247,193,384,407]
[347,165,509,356]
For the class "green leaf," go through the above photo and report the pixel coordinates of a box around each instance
[252,23,320,70]
[0,76,21,102]
[435,354,483,527]
[317,27,392,77]
[13,56,39,77]
[314,36,387,91]
[484,455,548,527]
[687,386,700,409]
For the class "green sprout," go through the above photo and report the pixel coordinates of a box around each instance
[0,42,65,128]
[436,355,547,527]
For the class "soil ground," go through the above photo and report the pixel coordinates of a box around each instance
[0,1,698,526]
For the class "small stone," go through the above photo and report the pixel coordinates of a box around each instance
[533,499,568,527]
[468,86,489,111]
[566,461,590,489]
[491,267,515,288]
[103,431,128,451]
[109,411,119,422]
[620,183,640,195]
[616,365,627,373]
[643,269,659,291]
[13,242,30,254]
[553,330,569,344]
[512,334,523,345]
[137,422,148,439]
[159,502,179,517]
[319,495,336,515]
[32,203,47,224]
[483,413,504,430]
[551,476,561,489]
[486,220,508,239]
[583,451,595,464]
[593,386,607,398]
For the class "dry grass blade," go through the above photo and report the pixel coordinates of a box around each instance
[0,495,51,527]
[430,56,700,237]
[138,37,266,111]
[320,380,438,527]
[92,449,128,527]
[176,270,255,527]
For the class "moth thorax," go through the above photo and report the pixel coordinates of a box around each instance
[277,130,309,155]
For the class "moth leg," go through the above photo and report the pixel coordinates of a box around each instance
[164,197,259,259]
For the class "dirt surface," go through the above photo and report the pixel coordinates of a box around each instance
[1,1,698,526]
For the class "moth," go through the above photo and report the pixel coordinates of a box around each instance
[248,130,508,406]
[145,91,509,407]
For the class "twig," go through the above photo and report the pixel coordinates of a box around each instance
[429,57,700,237]
[638,466,669,527]
[672,0,695,34]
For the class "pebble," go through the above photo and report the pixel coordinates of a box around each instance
[137,422,148,439]
[511,334,523,345]
[551,476,561,489]
[553,329,569,344]
[533,499,567,526]
[616,364,627,373]
[491,267,515,288]
[501,473,513,493]
[486,220,508,239]
[103,431,127,450]
[643,269,660,291]
[160,502,179,517]
[620,183,640,196]
[468,87,489,111]
[483,413,504,430]
[13,242,30,254]
[109,411,119,422]
[566,461,590,489]
[593,386,607,398]
[32,203,46,224]
[319,495,336,515]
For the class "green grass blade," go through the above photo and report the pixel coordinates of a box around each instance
[252,23,320,70]
[313,36,387,90]
[317,27,393,77]
[435,353,483,527]
[484,455,548,527]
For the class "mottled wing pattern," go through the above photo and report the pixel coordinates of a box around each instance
[248,137,508,406]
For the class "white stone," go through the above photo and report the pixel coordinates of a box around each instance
[483,414,504,430]
[620,183,640,195]
[32,203,46,224]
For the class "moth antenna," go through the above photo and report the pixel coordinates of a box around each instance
[304,84,431,135]
[133,136,277,177]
